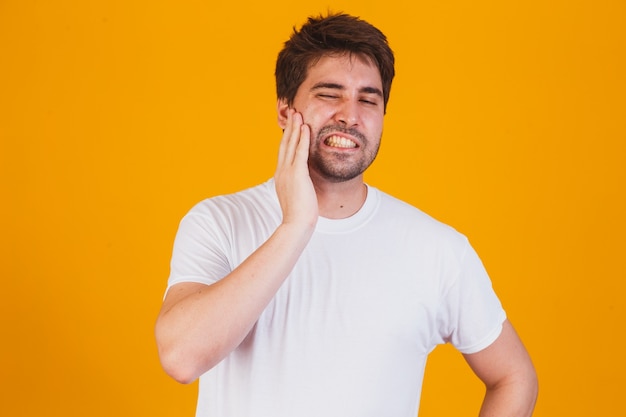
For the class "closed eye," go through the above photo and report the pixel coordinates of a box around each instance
[359,96,382,106]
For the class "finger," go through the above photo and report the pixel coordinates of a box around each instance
[283,111,303,166]
[277,109,294,168]
[294,123,310,167]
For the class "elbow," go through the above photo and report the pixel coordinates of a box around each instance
[157,344,203,384]
[498,364,539,417]
[164,366,199,385]
[521,374,539,417]
[155,329,224,384]
[154,315,229,383]
[527,366,539,411]
[518,358,539,409]
[155,324,205,384]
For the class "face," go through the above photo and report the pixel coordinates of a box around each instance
[278,54,385,183]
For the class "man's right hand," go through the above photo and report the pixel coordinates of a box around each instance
[274,109,318,231]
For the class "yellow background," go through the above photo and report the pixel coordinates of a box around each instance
[1,0,624,415]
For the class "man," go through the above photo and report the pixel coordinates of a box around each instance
[155,13,538,417]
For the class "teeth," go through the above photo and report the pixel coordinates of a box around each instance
[325,135,357,148]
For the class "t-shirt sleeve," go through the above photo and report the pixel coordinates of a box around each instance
[166,209,232,294]
[436,239,507,354]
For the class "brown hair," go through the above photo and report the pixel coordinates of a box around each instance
[275,13,395,112]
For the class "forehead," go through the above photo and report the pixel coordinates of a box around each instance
[302,53,382,89]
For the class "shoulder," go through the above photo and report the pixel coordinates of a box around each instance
[372,186,468,248]
[187,179,279,219]
[175,180,281,239]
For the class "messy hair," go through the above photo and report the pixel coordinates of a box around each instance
[275,13,395,112]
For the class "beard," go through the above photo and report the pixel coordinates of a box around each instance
[308,124,381,183]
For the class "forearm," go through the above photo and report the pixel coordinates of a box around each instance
[155,222,314,383]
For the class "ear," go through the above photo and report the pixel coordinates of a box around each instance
[277,98,290,129]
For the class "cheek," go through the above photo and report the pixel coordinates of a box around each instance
[299,105,330,132]
[368,114,385,136]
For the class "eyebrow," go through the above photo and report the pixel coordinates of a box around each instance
[311,82,383,98]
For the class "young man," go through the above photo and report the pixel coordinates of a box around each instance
[155,13,538,417]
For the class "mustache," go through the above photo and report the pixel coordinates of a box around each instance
[316,125,367,143]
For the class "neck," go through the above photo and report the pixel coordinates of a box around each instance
[312,175,368,219]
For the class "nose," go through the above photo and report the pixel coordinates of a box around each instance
[334,99,360,127]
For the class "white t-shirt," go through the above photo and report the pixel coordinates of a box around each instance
[167,179,506,417]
